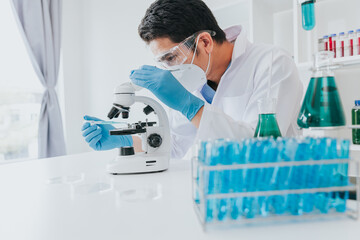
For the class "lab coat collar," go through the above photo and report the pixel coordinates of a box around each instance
[194,26,249,102]
[223,25,249,61]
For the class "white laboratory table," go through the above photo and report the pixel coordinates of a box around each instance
[0,150,360,240]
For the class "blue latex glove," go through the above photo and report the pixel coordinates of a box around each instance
[81,115,133,151]
[130,65,204,121]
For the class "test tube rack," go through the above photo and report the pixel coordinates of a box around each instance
[192,150,359,230]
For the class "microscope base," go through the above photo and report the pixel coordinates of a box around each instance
[106,152,170,174]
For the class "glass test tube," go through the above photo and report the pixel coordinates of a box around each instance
[348,30,355,57]
[338,32,345,58]
[323,35,329,51]
[356,29,360,56]
[330,34,337,58]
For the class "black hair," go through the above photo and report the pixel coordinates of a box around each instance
[138,0,227,44]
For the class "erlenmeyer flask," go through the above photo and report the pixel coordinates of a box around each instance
[297,51,346,128]
[254,98,282,138]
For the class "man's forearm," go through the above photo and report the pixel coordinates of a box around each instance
[132,136,143,152]
[191,106,204,128]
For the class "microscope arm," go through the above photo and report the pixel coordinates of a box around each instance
[133,96,170,130]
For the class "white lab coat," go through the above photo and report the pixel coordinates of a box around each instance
[169,25,303,159]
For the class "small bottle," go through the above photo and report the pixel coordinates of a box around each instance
[338,32,346,58]
[323,35,329,51]
[348,30,355,57]
[330,34,337,58]
[352,100,360,145]
[356,29,360,56]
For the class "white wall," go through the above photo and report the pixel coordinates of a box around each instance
[61,0,360,155]
[61,0,256,155]
[62,0,155,154]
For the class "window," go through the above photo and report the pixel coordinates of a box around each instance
[0,1,43,161]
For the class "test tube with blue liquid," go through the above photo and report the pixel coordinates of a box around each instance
[202,140,217,222]
[216,140,230,221]
[227,141,244,220]
[270,138,287,215]
[243,139,265,218]
[299,0,316,31]
[284,139,304,216]
[335,139,350,212]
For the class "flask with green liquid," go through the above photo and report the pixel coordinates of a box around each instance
[297,51,346,128]
[254,98,282,138]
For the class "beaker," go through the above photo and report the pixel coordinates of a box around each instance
[297,51,346,128]
[254,98,282,138]
[299,0,316,31]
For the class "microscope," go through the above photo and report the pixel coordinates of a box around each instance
[106,82,170,174]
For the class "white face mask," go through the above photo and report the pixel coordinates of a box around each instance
[171,35,211,92]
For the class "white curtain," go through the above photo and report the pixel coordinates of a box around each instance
[11,0,66,158]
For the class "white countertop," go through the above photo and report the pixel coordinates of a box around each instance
[0,150,360,240]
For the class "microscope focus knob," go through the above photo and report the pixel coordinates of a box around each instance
[147,134,162,148]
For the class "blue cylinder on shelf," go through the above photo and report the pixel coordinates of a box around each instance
[301,0,316,31]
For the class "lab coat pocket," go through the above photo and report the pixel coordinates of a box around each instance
[220,93,252,121]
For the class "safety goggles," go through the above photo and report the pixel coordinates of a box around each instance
[154,30,216,70]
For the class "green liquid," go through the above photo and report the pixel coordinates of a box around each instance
[254,113,282,138]
[297,76,346,128]
[352,108,360,144]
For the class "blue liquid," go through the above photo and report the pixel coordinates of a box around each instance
[335,191,348,213]
[230,197,243,220]
[259,139,278,191]
[315,192,330,214]
[242,197,256,219]
[286,140,304,216]
[228,141,244,193]
[303,193,315,213]
[206,199,216,222]
[258,196,270,217]
[301,1,315,31]
[335,140,350,212]
[217,199,229,221]
[199,137,351,222]
[271,195,286,215]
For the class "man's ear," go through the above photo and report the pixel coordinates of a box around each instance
[198,32,214,54]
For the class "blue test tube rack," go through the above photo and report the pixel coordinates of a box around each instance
[191,137,360,230]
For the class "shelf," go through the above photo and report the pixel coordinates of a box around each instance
[333,55,360,68]
[297,55,360,70]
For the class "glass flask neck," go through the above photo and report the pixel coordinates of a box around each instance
[258,98,277,114]
[313,51,335,77]
[313,68,334,78]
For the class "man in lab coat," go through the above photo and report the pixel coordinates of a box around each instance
[82,0,303,159]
